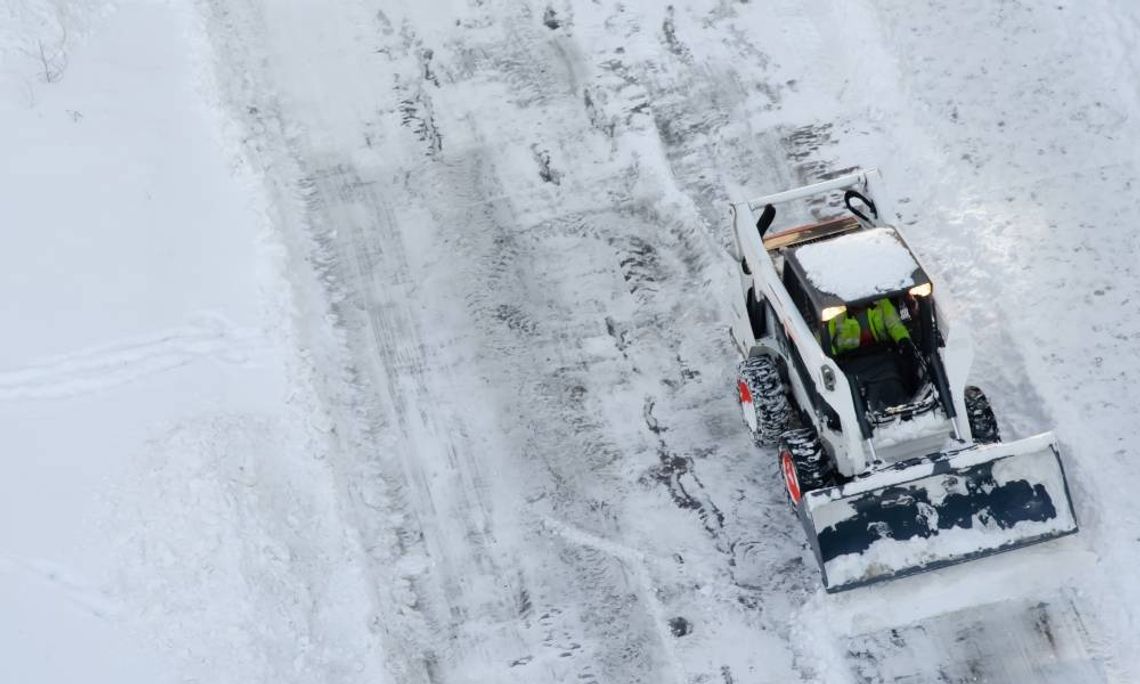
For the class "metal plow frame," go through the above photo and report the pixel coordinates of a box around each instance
[798,433,1078,593]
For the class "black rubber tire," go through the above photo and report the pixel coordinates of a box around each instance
[737,355,791,446]
[778,427,832,494]
[965,385,1001,444]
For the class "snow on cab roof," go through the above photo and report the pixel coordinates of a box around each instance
[792,227,920,302]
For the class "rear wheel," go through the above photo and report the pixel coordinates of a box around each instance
[737,355,791,446]
[965,385,1001,444]
[778,428,832,504]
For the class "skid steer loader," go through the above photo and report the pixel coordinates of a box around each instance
[729,169,1078,592]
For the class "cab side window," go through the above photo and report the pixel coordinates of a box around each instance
[782,264,818,331]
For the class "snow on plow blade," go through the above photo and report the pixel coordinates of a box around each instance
[802,433,1078,593]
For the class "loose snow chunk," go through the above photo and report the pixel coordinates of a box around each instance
[871,409,948,451]
[794,228,920,301]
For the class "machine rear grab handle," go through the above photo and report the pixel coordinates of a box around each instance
[744,171,872,212]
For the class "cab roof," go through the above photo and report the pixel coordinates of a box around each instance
[785,227,930,307]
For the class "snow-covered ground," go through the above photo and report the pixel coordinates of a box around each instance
[6,0,1140,681]
[1,2,388,681]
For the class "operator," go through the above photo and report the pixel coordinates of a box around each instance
[829,298,911,356]
[827,298,919,411]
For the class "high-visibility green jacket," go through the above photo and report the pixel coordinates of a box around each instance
[829,298,910,355]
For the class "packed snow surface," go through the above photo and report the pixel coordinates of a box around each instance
[794,227,920,301]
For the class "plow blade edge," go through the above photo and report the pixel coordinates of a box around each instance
[802,433,1078,592]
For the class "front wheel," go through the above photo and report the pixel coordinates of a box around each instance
[778,428,832,505]
[964,385,1001,444]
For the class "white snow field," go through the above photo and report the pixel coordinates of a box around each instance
[5,0,1140,681]
[2,2,388,682]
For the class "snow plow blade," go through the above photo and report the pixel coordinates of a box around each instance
[801,433,1077,593]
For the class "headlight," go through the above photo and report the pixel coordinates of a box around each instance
[821,305,847,321]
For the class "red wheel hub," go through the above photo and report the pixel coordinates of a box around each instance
[738,380,758,432]
[737,380,753,405]
[780,450,801,505]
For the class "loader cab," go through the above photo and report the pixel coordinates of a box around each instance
[782,228,943,423]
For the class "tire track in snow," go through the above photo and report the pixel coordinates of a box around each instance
[539,515,688,683]
[0,314,268,400]
[297,160,530,681]
[0,555,120,620]
[199,2,458,681]
[395,8,775,676]
[446,2,858,680]
[398,17,691,683]
[420,146,678,681]
[845,590,1107,683]
[567,5,851,679]
[372,15,647,674]
[416,2,831,677]
[293,8,629,681]
[220,0,823,679]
